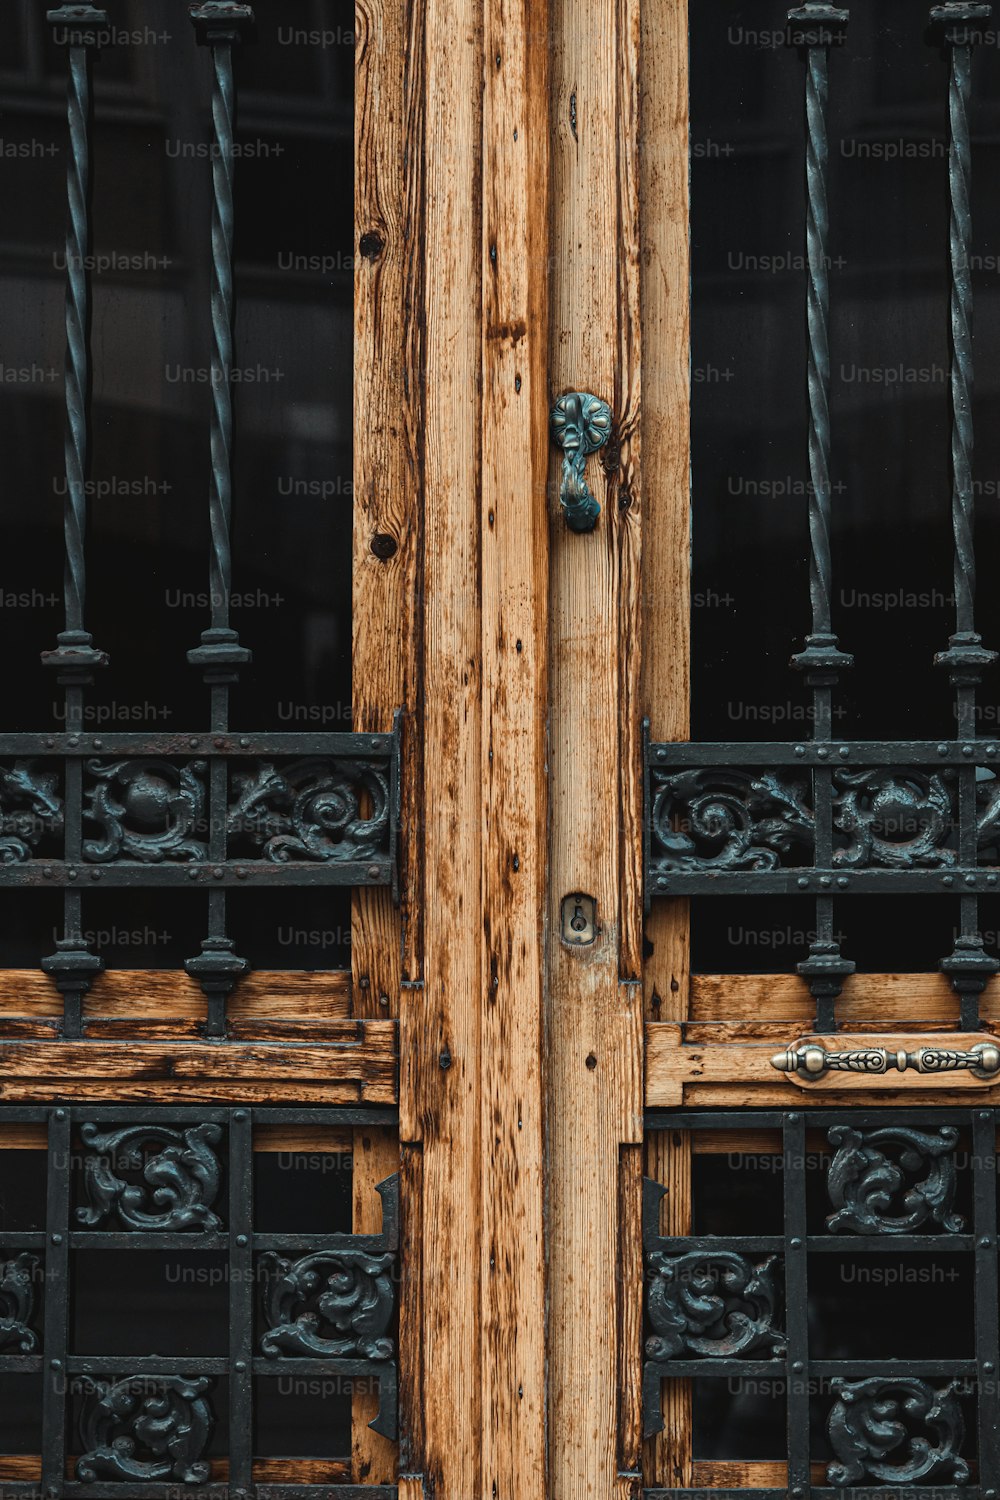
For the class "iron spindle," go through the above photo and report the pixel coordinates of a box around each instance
[788,5,853,1033]
[931,3,997,1025]
[185,2,255,1032]
[41,7,111,1037]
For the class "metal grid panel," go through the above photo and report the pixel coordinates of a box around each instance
[0,1105,399,1495]
[643,1107,998,1497]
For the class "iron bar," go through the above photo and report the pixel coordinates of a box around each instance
[787,5,853,1033]
[929,5,998,1025]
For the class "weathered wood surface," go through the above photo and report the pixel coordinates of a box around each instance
[689,970,1000,1023]
[0,968,351,1018]
[480,0,551,1491]
[352,1124,399,1485]
[398,0,483,1497]
[547,0,644,1494]
[643,1128,692,1488]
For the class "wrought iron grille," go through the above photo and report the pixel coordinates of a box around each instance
[643,1107,1000,1498]
[0,1103,398,1497]
[3,5,401,1039]
[643,2,1000,1034]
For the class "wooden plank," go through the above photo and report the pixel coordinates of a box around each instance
[643,1129,692,1489]
[253,1125,354,1154]
[399,4,482,1500]
[547,0,644,1491]
[479,0,551,1494]
[0,969,352,1018]
[646,1022,1000,1103]
[618,1144,645,1475]
[689,970,1000,1023]
[0,1080,386,1104]
[640,0,690,1023]
[353,0,425,1012]
[691,1461,828,1485]
[398,1143,425,1474]
[352,1125,399,1485]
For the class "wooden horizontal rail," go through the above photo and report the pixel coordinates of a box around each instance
[689,971,998,1024]
[0,1458,353,1483]
[0,969,352,1019]
[0,1022,397,1104]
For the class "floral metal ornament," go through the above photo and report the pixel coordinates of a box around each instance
[83,758,207,862]
[645,1250,785,1360]
[550,391,613,532]
[228,757,391,862]
[827,1376,968,1487]
[826,1124,964,1234]
[0,1254,39,1353]
[76,1122,224,1232]
[260,1249,395,1360]
[0,762,63,863]
[77,1376,214,1484]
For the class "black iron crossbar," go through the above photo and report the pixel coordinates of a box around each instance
[643,1107,996,1495]
[0,1105,399,1490]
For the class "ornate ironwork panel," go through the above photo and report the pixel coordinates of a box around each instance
[643,1107,999,1498]
[0,1104,399,1498]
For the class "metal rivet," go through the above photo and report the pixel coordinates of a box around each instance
[989,874,999,886]
[963,743,975,756]
[188,868,199,880]
[657,876,668,888]
[90,870,100,881]
[51,1234,62,1245]
[234,1359,247,1373]
[214,737,226,749]
[966,874,977,886]
[239,736,250,748]
[838,745,849,758]
[213,867,224,879]
[189,738,199,749]
[367,864,380,879]
[942,875,955,886]
[788,1112,800,1121]
[68,735,79,746]
[92,739,102,750]
[982,1111,993,1121]
[43,867,53,879]
[236,867,248,879]
[236,1234,248,1248]
[67,868,77,880]
[44,737,55,749]
[817,746,829,759]
[797,877,809,889]
[982,1238,993,1250]
[790,1236,802,1248]
[55,1110,66,1120]
[836,876,849,888]
[439,1048,452,1070]
[938,743,949,756]
[50,1359,62,1370]
[792,1360,804,1373]
[794,745,805,757]
[819,876,832,887]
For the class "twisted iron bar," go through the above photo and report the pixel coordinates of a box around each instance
[47,7,108,646]
[207,38,237,630]
[946,34,977,635]
[804,41,833,636]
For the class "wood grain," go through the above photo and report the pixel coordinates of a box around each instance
[352,1124,399,1484]
[690,970,1000,1023]
[547,0,644,1491]
[643,1128,692,1489]
[0,968,351,1019]
[480,0,550,1491]
[640,0,690,1025]
[399,2,483,1499]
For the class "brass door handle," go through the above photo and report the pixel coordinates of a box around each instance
[772,1040,1000,1081]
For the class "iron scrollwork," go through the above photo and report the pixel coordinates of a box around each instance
[83,759,208,862]
[229,757,391,862]
[0,762,63,863]
[260,1248,396,1360]
[826,1124,964,1234]
[649,768,815,872]
[76,1122,224,1232]
[827,1376,969,1487]
[76,1375,214,1484]
[0,1253,39,1353]
[645,1250,785,1360]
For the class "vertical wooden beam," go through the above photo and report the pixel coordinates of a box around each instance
[640,0,691,1027]
[547,0,644,1493]
[400,2,483,1499]
[354,0,426,1478]
[639,11,690,1481]
[481,0,551,1494]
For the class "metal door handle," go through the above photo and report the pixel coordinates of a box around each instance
[772,1040,1000,1080]
[550,392,612,532]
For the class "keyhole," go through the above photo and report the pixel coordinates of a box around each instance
[571,904,587,933]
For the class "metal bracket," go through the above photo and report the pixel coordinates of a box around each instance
[772,1036,1000,1081]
